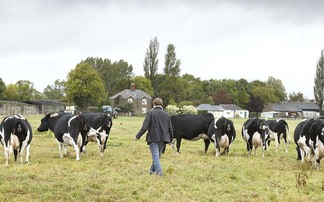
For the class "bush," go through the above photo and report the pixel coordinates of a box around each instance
[166,105,179,116]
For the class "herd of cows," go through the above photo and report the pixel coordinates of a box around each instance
[0,112,323,169]
[0,112,112,166]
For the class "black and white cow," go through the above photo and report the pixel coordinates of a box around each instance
[308,119,324,169]
[242,117,269,157]
[294,118,314,162]
[207,116,236,157]
[266,119,290,152]
[38,112,88,160]
[170,113,214,153]
[0,114,33,166]
[80,112,113,156]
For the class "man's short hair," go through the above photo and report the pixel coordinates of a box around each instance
[153,98,163,106]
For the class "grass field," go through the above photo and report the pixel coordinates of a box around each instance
[0,115,324,201]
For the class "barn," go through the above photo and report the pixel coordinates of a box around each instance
[196,104,249,118]
[261,102,320,119]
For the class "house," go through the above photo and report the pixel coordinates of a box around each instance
[109,83,152,115]
[196,104,249,118]
[261,102,320,119]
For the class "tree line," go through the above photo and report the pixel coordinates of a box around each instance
[1,38,323,114]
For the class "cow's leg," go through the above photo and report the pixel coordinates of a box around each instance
[246,142,252,156]
[204,139,210,153]
[215,138,221,157]
[254,145,258,156]
[296,146,302,160]
[4,146,10,166]
[63,145,70,156]
[275,135,279,152]
[82,141,89,154]
[13,149,20,163]
[56,141,64,158]
[314,148,320,170]
[305,146,311,161]
[222,147,229,155]
[284,135,288,153]
[24,144,30,163]
[248,138,253,156]
[73,143,81,161]
[176,138,181,153]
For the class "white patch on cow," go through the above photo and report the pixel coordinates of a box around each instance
[10,134,20,150]
[62,133,75,146]
[87,128,98,142]
[251,132,266,158]
[190,133,209,141]
[242,127,250,142]
[50,113,59,117]
[252,133,262,147]
[58,132,81,161]
[314,137,324,170]
[68,115,78,127]
[213,117,220,129]
[297,136,311,162]
[219,135,229,148]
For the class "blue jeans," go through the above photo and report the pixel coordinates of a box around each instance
[149,142,165,176]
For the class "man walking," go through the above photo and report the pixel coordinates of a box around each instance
[135,98,173,176]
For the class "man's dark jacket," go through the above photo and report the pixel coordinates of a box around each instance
[136,106,173,144]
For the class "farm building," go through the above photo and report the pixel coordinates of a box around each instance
[196,104,249,118]
[261,102,320,119]
[109,83,152,115]
[0,100,68,115]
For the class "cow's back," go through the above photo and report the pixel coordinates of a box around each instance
[171,113,214,140]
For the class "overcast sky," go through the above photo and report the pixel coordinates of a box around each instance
[1,0,324,99]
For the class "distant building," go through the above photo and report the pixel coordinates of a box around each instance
[0,100,67,115]
[109,83,152,115]
[196,104,249,118]
[261,102,320,119]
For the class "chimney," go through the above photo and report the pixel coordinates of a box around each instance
[130,83,135,91]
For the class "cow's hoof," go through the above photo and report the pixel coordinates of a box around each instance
[24,161,29,164]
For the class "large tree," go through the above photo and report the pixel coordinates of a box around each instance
[288,91,305,102]
[143,37,159,82]
[266,76,287,101]
[5,84,19,101]
[164,44,181,76]
[247,94,264,116]
[0,78,6,99]
[133,76,154,96]
[81,57,133,97]
[65,63,107,110]
[314,50,324,115]
[16,80,36,101]
[43,79,66,101]
[156,76,187,106]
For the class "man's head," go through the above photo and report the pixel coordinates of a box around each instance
[153,98,163,107]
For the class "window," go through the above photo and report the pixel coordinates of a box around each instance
[128,98,133,103]
[142,108,147,114]
[142,98,147,105]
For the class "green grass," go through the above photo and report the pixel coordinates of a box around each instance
[0,115,324,201]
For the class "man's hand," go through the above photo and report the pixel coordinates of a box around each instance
[134,137,140,141]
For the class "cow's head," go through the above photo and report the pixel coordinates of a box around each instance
[37,113,59,132]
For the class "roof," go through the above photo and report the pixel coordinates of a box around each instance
[220,104,244,110]
[263,102,320,112]
[23,100,67,106]
[110,89,152,99]
[197,104,245,111]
